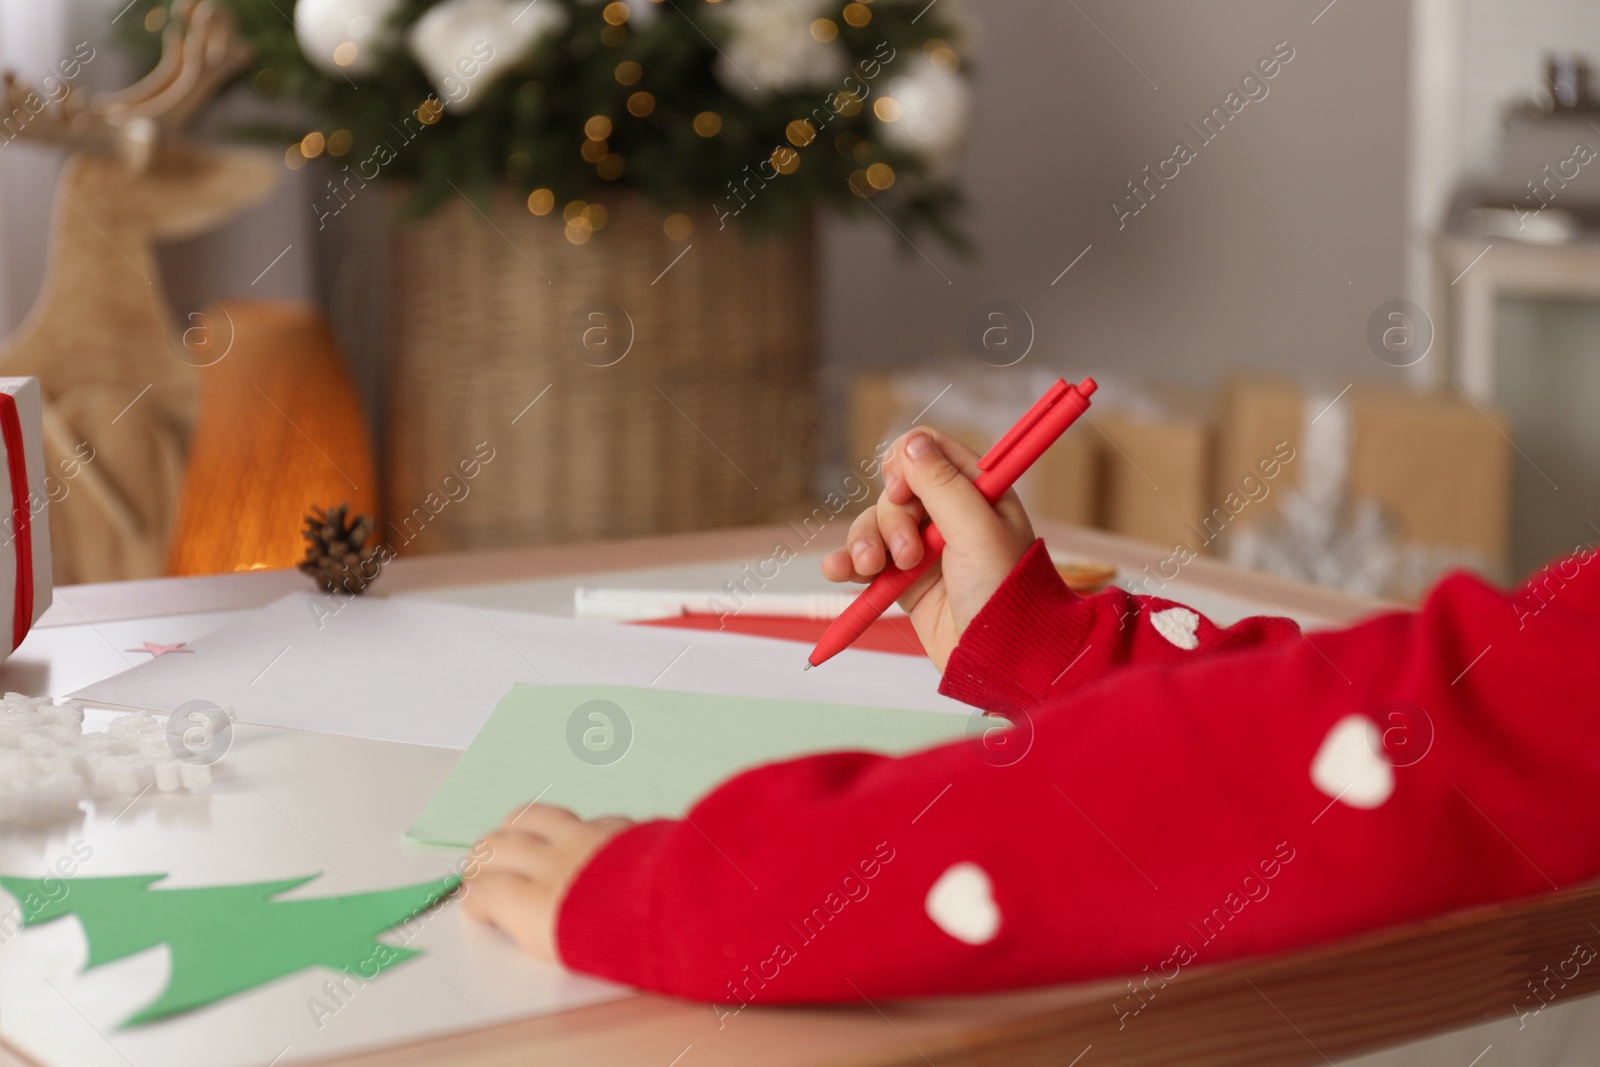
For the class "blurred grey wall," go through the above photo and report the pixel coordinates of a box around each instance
[818,0,1413,389]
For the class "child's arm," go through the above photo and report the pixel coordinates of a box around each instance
[821,429,1302,719]
[460,426,1302,982]
[468,547,1600,1003]
[936,539,1303,719]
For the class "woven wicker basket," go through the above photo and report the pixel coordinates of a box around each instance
[385,188,817,553]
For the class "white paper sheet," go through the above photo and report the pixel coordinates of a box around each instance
[0,721,628,1067]
[69,592,969,749]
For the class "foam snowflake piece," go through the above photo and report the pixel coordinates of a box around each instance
[0,695,220,828]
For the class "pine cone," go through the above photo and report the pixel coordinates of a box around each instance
[298,504,381,595]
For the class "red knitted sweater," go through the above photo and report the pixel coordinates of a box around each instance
[556,539,1600,1010]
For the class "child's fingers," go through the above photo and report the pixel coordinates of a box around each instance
[822,489,931,576]
[874,491,929,570]
[589,815,635,835]
[474,830,558,881]
[827,423,1001,580]
[878,429,981,567]
[870,440,939,569]
[823,506,891,583]
[844,506,890,576]
[460,870,557,958]
[896,431,1013,551]
[882,428,1033,545]
[882,427,985,503]
[502,802,580,837]
[991,486,1034,542]
[820,548,856,583]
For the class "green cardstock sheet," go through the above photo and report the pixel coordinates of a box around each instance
[406,684,974,847]
[0,873,459,1027]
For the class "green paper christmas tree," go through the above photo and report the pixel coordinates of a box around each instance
[0,872,460,1026]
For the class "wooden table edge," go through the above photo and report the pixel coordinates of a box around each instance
[863,876,1600,1067]
[240,878,1600,1067]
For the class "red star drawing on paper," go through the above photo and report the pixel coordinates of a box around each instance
[126,642,194,658]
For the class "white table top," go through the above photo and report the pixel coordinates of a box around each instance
[25,525,1536,1067]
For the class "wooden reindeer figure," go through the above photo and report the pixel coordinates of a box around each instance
[0,0,277,583]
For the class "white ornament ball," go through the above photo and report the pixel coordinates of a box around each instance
[878,55,971,166]
[624,0,660,28]
[713,0,847,101]
[295,0,403,78]
[409,0,568,113]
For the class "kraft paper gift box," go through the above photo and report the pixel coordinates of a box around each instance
[0,378,52,654]
[1213,375,1511,587]
[1089,389,1213,552]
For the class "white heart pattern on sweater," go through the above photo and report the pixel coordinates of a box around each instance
[1150,606,1201,650]
[1311,715,1395,809]
[925,862,1001,945]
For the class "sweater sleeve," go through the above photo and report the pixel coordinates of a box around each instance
[556,548,1600,1005]
[938,539,1303,718]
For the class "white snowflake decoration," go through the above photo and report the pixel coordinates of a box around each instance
[0,696,221,829]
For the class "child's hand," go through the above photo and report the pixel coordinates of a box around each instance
[462,803,633,963]
[821,428,1034,671]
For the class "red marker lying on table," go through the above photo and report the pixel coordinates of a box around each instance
[806,376,1097,669]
